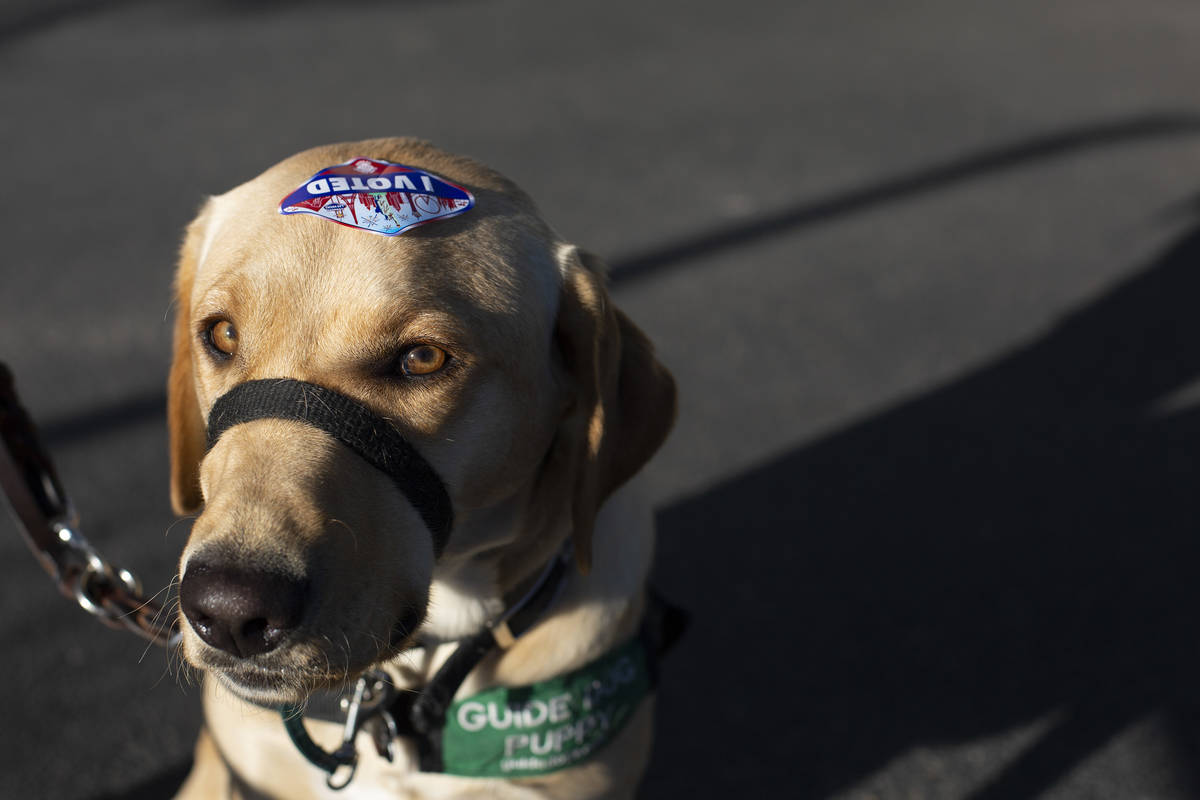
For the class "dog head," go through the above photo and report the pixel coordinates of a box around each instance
[168,139,675,705]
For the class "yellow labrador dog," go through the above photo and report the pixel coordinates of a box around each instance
[167,139,675,799]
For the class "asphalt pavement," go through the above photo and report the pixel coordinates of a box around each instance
[3,1,1200,798]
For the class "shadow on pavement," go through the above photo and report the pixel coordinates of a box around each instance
[91,763,193,800]
[609,112,1200,286]
[644,218,1200,798]
[37,112,1200,451]
[0,0,144,43]
[81,114,1200,798]
[0,0,438,45]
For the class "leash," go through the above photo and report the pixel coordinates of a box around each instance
[0,363,567,789]
[0,361,179,647]
[2,363,689,789]
[274,542,574,789]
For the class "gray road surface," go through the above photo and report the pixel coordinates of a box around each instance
[3,1,1200,798]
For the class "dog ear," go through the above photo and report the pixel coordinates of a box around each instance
[553,247,676,573]
[168,203,211,515]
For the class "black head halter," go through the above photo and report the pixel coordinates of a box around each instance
[205,379,453,556]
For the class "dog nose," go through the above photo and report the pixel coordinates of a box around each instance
[179,562,308,658]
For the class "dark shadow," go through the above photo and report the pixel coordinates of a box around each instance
[33,113,1200,449]
[641,220,1200,797]
[42,389,166,447]
[610,112,1200,286]
[0,0,463,48]
[0,0,147,45]
[90,761,191,800]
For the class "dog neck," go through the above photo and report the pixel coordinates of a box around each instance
[416,490,571,645]
[360,481,654,719]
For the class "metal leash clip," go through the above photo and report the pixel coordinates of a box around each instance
[0,362,179,648]
[281,669,395,790]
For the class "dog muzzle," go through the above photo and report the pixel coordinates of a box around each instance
[205,379,453,556]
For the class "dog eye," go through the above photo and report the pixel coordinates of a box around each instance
[399,344,448,376]
[205,319,239,357]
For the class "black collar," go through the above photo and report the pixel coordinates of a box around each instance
[271,543,573,789]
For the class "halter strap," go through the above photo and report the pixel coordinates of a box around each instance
[206,378,453,556]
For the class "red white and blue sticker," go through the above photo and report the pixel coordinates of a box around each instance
[279,157,475,236]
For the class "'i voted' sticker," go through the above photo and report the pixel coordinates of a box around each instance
[279,157,475,236]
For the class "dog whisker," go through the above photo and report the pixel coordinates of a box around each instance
[163,515,197,539]
[327,518,359,552]
[139,594,181,664]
